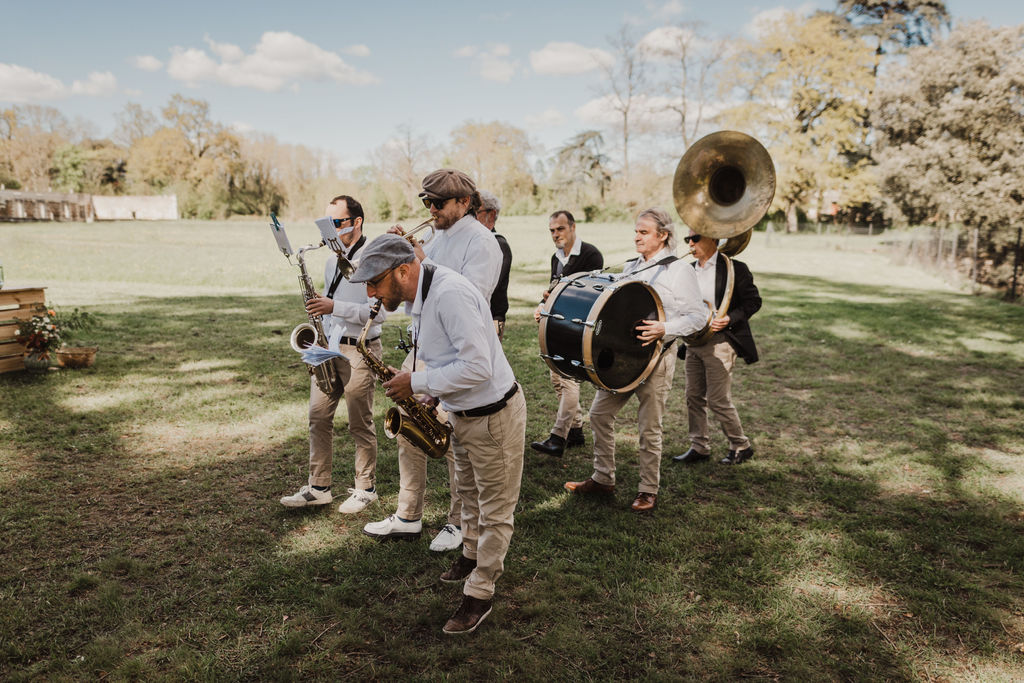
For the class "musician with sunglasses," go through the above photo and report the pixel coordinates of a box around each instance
[673,230,761,466]
[281,195,388,513]
[351,234,526,634]
[364,169,503,554]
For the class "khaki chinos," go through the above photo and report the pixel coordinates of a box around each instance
[549,370,584,438]
[308,340,378,490]
[395,351,461,525]
[451,388,527,600]
[588,352,677,494]
[684,334,751,453]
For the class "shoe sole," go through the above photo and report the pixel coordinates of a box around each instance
[362,530,422,541]
[430,543,462,552]
[280,499,332,508]
[443,607,492,634]
[439,574,471,584]
[529,444,563,456]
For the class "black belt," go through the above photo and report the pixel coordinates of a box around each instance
[454,384,519,418]
[339,336,379,346]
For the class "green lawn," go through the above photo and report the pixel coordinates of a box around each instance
[1,219,1022,681]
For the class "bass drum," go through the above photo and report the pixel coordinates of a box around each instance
[539,272,665,393]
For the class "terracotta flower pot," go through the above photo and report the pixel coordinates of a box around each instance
[56,346,98,369]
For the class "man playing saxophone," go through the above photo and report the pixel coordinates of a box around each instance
[364,168,503,554]
[351,233,526,634]
[280,195,387,514]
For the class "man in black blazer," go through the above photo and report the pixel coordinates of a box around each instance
[673,229,761,465]
[531,210,604,456]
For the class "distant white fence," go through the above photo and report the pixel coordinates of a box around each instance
[92,195,178,220]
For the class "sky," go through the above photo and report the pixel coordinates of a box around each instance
[1,0,1021,171]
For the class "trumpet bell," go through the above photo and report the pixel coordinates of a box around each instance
[673,131,776,239]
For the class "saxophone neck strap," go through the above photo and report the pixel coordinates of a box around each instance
[326,235,365,299]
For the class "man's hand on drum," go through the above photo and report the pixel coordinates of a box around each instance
[636,319,665,346]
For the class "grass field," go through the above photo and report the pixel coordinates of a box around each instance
[1,218,1023,681]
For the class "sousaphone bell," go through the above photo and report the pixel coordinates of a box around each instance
[673,131,775,344]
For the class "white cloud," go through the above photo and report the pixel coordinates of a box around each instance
[0,63,66,102]
[132,55,164,71]
[123,88,143,97]
[524,108,566,129]
[744,4,816,39]
[71,71,118,96]
[165,31,377,91]
[529,42,613,76]
[575,93,687,132]
[344,44,370,57]
[231,121,255,133]
[648,0,686,21]
[455,43,517,83]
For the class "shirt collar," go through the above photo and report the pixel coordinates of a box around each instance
[556,237,582,263]
[406,264,427,317]
[695,251,719,270]
[642,246,674,264]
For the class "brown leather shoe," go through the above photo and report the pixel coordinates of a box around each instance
[440,554,477,583]
[631,492,657,512]
[442,595,493,634]
[564,477,615,495]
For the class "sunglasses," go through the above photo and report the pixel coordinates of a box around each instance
[422,196,452,210]
[367,267,394,288]
[683,235,702,244]
[333,217,355,228]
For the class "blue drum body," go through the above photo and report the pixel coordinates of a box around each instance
[538,272,665,393]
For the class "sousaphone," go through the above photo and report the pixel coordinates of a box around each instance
[673,131,775,344]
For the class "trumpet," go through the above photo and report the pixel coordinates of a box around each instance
[393,218,436,246]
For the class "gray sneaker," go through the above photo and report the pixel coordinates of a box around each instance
[280,485,332,508]
[338,488,378,514]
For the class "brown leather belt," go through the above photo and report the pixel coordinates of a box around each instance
[454,384,519,418]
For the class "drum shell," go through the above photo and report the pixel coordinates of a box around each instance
[539,273,665,393]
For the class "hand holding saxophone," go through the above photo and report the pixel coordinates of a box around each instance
[305,295,333,317]
[382,370,414,402]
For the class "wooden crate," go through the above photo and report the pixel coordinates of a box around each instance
[0,287,46,373]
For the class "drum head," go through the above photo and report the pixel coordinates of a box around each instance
[583,280,664,392]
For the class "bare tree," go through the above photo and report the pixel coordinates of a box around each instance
[595,26,648,183]
[112,103,158,148]
[647,22,726,150]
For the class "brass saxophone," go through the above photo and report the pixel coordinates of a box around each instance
[289,244,342,395]
[357,299,452,459]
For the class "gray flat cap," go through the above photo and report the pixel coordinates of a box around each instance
[419,168,476,200]
[349,233,416,283]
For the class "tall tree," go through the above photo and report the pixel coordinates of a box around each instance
[837,0,950,77]
[595,26,649,182]
[873,21,1024,287]
[720,12,876,231]
[552,130,612,204]
[112,103,159,148]
[447,121,535,205]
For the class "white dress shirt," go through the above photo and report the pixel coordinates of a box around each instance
[407,265,516,412]
[322,237,386,342]
[621,247,708,340]
[694,251,718,308]
[422,214,502,300]
[553,235,582,268]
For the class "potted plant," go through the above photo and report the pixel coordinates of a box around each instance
[15,306,99,371]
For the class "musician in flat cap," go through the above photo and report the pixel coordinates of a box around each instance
[352,234,527,634]
[363,168,503,554]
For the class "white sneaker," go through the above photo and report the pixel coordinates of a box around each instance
[280,485,332,508]
[362,514,422,540]
[429,523,463,552]
[338,488,378,514]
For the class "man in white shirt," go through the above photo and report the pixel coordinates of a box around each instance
[564,208,707,512]
[351,233,527,635]
[364,168,503,553]
[280,195,387,514]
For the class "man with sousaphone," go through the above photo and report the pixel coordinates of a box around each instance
[670,131,771,466]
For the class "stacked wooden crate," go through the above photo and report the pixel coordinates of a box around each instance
[0,287,46,373]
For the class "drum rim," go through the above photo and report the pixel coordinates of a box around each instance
[540,272,666,393]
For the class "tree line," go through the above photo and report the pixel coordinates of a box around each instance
[0,1,1020,289]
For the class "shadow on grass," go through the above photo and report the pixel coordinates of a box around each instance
[1,280,1022,680]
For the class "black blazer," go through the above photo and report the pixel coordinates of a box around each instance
[683,256,761,364]
[550,240,604,282]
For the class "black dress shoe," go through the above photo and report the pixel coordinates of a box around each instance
[530,433,565,456]
[672,448,710,464]
[566,427,586,447]
[721,447,754,465]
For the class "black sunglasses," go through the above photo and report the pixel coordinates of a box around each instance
[683,235,702,244]
[422,197,452,210]
[333,217,356,228]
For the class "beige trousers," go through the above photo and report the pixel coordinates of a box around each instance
[451,388,527,600]
[549,369,584,438]
[308,340,379,490]
[685,336,750,453]
[395,352,461,525]
[588,352,676,494]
